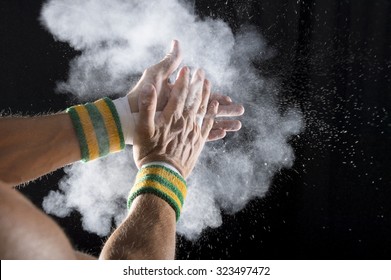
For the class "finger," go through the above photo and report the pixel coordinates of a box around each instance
[156,40,183,78]
[210,93,245,116]
[212,120,242,131]
[207,129,227,142]
[201,100,219,139]
[210,93,232,105]
[163,67,190,117]
[185,68,205,115]
[217,103,245,117]
[138,84,157,137]
[197,79,211,118]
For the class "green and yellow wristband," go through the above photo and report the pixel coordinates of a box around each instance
[127,164,187,221]
[67,97,125,162]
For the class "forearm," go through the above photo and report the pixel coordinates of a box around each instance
[100,164,186,260]
[100,194,176,260]
[0,113,81,186]
[1,97,127,186]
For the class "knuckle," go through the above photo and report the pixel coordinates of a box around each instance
[172,111,182,122]
[199,106,206,115]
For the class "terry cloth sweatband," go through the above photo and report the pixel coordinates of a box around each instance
[66,97,125,162]
[127,164,187,221]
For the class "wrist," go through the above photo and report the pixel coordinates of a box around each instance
[142,161,181,176]
[66,98,125,162]
[113,94,163,145]
[136,156,186,178]
[127,92,139,113]
[127,163,187,221]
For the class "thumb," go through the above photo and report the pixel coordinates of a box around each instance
[138,84,157,137]
[158,40,183,78]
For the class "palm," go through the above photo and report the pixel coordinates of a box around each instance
[127,40,244,141]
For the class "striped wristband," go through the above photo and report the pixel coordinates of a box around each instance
[127,164,187,221]
[67,97,125,162]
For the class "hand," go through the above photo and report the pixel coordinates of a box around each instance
[133,67,218,178]
[127,41,182,114]
[125,40,244,142]
[208,93,244,141]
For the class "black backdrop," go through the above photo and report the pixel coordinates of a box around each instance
[1,0,390,259]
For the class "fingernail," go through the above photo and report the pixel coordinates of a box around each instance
[234,120,242,130]
[182,66,189,75]
[240,105,245,114]
[170,40,177,53]
[226,96,232,102]
[197,68,205,79]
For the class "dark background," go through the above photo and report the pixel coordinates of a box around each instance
[1,0,390,259]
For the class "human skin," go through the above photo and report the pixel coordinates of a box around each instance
[0,41,243,187]
[126,40,244,141]
[0,42,242,259]
[0,66,216,260]
[100,67,218,259]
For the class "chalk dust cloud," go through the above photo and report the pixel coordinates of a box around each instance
[41,0,303,239]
